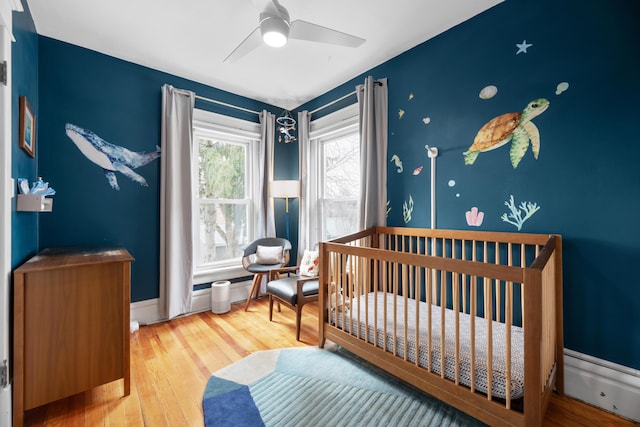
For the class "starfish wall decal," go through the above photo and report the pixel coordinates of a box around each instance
[516,40,533,54]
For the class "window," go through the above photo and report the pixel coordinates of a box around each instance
[309,104,360,245]
[192,109,260,283]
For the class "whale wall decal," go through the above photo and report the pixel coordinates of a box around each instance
[65,123,161,191]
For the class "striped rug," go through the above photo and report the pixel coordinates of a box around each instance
[203,346,485,427]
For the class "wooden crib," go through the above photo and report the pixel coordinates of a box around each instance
[318,227,563,427]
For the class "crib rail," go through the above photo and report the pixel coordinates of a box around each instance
[319,227,563,427]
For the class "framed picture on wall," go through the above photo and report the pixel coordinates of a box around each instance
[19,96,35,158]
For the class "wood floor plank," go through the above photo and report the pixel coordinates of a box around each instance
[22,298,638,427]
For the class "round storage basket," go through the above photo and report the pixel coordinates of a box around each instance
[211,280,231,314]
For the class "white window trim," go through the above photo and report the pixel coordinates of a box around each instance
[310,103,359,139]
[192,109,260,285]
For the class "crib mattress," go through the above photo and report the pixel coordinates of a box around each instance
[330,292,525,399]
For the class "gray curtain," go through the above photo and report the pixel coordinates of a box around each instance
[256,110,276,239]
[357,76,388,229]
[160,84,195,320]
[297,110,311,260]
[256,110,276,293]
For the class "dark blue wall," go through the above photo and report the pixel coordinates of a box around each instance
[11,2,38,268]
[36,37,278,302]
[298,0,640,369]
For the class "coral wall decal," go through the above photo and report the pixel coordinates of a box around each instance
[465,207,485,227]
[501,195,540,230]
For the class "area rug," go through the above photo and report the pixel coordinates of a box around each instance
[202,345,486,426]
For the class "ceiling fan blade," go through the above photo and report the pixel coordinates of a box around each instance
[289,20,365,47]
[224,27,262,63]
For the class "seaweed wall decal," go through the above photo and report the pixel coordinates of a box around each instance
[501,195,540,230]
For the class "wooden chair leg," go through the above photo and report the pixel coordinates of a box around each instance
[245,273,263,311]
[269,295,274,321]
[295,304,303,341]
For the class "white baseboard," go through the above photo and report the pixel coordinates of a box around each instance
[130,280,253,325]
[564,349,640,423]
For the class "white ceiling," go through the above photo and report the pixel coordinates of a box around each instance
[25,0,502,110]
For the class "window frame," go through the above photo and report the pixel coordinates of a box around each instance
[308,103,360,245]
[192,108,261,284]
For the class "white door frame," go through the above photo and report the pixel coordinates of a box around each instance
[0,20,12,426]
[0,1,21,425]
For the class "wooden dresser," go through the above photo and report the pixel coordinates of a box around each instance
[12,248,133,426]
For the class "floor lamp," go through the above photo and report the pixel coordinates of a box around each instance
[271,180,300,242]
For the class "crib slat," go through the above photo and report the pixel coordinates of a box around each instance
[364,255,370,343]
[496,242,501,323]
[485,277,493,400]
[440,269,446,379]
[392,261,398,356]
[427,267,433,373]
[521,243,526,329]
[462,240,468,314]
[454,271,460,385]
[415,265,421,367]
[403,263,409,362]
[382,261,388,352]
[470,273,476,393]
[506,280,513,410]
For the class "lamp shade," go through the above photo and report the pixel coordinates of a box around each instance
[271,180,299,198]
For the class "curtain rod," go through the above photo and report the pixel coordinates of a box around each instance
[195,94,261,116]
[309,80,382,116]
[172,87,261,116]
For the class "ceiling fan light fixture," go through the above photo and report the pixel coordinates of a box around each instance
[260,16,289,47]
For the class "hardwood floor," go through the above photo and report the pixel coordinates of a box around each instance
[22,298,637,426]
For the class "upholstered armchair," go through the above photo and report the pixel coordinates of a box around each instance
[242,238,292,311]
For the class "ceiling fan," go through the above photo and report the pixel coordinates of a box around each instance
[224,0,366,63]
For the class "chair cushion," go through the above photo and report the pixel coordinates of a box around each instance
[267,277,319,306]
[299,249,319,277]
[246,262,281,273]
[255,245,284,264]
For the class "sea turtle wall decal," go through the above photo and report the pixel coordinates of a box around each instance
[464,98,549,168]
